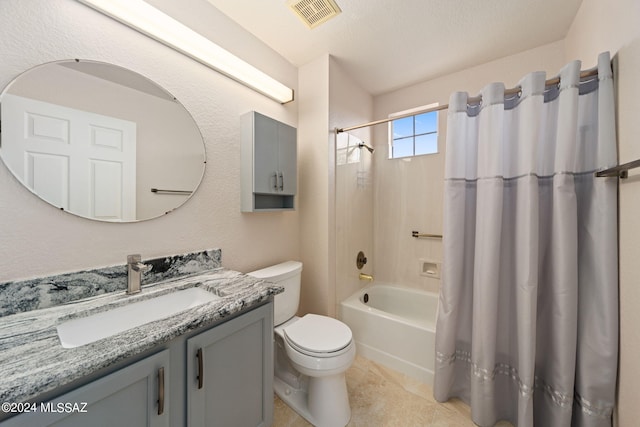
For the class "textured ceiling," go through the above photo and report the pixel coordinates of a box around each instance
[205,0,583,95]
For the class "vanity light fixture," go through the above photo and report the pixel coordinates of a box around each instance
[76,0,295,104]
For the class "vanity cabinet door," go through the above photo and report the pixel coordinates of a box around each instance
[187,302,273,427]
[2,350,170,427]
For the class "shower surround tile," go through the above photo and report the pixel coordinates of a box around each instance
[0,248,221,317]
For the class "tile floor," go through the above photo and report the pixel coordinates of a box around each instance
[273,355,514,427]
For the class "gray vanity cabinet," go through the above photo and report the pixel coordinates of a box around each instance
[2,350,170,427]
[241,111,297,211]
[187,302,273,427]
[1,301,274,427]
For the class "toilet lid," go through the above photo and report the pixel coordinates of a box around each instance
[283,314,352,354]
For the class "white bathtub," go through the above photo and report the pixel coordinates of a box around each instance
[340,284,437,385]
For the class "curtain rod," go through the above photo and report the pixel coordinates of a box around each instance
[336,69,599,134]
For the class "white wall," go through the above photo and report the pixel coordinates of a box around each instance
[371,41,566,292]
[329,58,374,313]
[297,55,374,317]
[564,0,640,425]
[0,0,299,281]
[298,55,330,316]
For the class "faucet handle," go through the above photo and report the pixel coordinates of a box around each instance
[127,254,153,273]
[138,263,153,273]
[127,254,142,264]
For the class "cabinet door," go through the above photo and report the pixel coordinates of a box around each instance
[1,350,170,427]
[277,122,297,196]
[253,113,279,194]
[187,303,273,427]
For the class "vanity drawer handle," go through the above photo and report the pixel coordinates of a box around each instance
[196,348,204,389]
[157,367,165,415]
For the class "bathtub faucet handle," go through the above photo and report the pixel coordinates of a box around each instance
[359,273,374,282]
[356,251,368,269]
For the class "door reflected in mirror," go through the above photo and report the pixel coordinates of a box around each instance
[0,59,206,222]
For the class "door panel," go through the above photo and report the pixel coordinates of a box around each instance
[90,160,123,220]
[25,152,69,209]
[2,94,136,220]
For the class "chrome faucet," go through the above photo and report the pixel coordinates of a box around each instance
[127,254,152,295]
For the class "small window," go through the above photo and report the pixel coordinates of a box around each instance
[389,104,439,159]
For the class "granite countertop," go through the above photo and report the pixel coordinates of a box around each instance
[0,268,281,405]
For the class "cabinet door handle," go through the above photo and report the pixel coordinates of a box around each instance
[157,367,165,415]
[196,348,203,389]
[279,172,284,191]
[273,172,279,191]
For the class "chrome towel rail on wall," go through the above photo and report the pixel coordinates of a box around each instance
[412,231,443,239]
[408,159,637,242]
[150,188,193,195]
[595,159,640,178]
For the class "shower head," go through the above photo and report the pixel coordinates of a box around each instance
[358,142,375,154]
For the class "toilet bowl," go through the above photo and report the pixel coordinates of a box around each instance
[282,314,355,374]
[275,314,355,427]
[247,261,355,427]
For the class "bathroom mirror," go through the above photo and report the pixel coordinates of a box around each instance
[0,59,206,222]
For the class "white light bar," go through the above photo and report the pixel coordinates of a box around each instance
[77,0,294,104]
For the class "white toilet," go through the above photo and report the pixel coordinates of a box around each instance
[248,261,355,427]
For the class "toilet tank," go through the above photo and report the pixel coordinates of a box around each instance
[247,261,303,326]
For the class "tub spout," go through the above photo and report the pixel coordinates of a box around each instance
[359,273,374,281]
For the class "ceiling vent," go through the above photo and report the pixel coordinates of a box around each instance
[287,0,342,29]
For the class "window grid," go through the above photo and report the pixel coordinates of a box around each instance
[389,110,438,159]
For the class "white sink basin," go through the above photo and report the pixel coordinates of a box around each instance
[57,287,220,348]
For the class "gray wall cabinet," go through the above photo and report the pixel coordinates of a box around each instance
[241,111,297,211]
[2,302,273,427]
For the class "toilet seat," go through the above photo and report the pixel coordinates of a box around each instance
[283,314,353,358]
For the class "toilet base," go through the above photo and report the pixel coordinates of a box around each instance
[274,373,351,427]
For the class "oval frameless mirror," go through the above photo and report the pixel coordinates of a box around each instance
[0,59,206,222]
